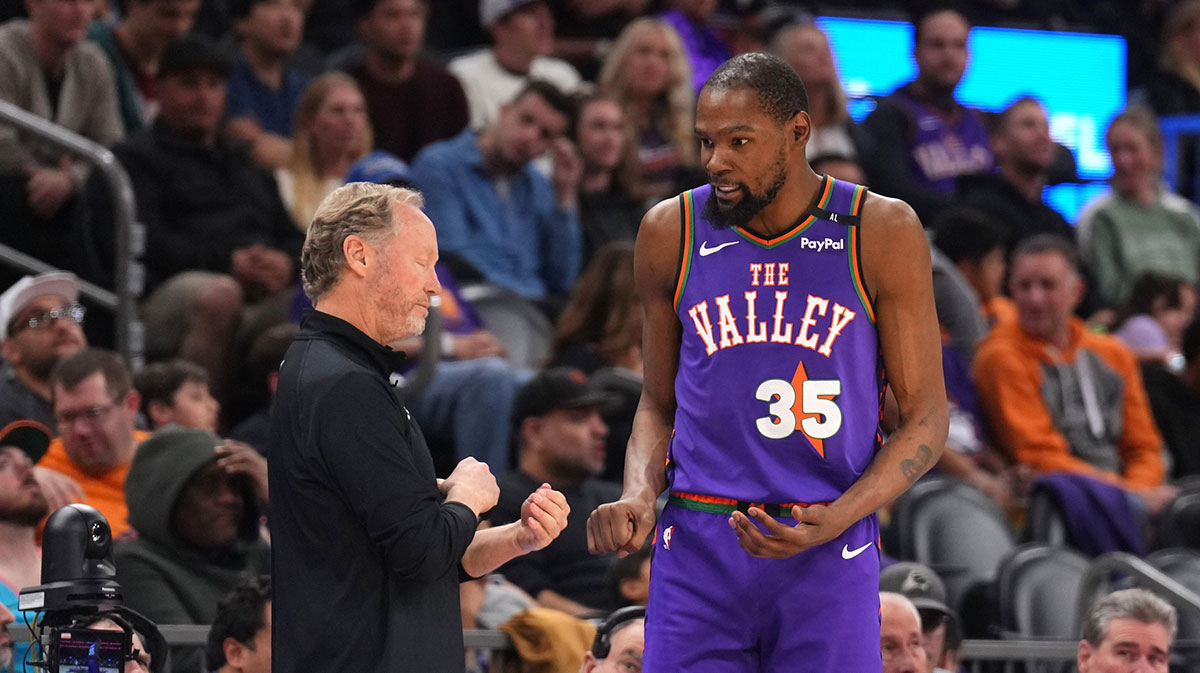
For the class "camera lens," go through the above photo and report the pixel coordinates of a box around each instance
[90,521,109,545]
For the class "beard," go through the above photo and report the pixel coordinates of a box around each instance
[702,155,788,230]
[0,490,51,527]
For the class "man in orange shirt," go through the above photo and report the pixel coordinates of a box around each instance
[39,348,148,537]
[973,235,1177,515]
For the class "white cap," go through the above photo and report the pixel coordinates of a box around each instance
[0,272,80,340]
[479,0,540,28]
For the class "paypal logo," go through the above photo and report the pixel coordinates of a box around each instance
[800,237,844,253]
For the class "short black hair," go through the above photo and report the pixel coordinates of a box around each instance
[1125,271,1190,317]
[51,348,133,403]
[605,542,652,609]
[994,95,1043,134]
[912,5,969,46]
[702,52,809,122]
[512,79,575,120]
[134,359,209,418]
[353,0,425,19]
[1011,234,1080,274]
[932,207,1007,265]
[205,576,271,670]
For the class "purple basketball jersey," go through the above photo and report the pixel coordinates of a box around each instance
[670,176,884,505]
[895,89,993,194]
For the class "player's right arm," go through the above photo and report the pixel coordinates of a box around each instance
[587,197,682,556]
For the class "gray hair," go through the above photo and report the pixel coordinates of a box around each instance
[300,182,425,302]
[1081,588,1178,647]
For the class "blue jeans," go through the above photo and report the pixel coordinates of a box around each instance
[407,357,531,473]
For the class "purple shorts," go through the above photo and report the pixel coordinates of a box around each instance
[644,503,883,672]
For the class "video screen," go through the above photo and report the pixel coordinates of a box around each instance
[53,629,128,673]
[817,16,1127,223]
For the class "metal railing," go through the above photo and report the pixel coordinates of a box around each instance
[0,99,142,364]
[1078,551,1200,628]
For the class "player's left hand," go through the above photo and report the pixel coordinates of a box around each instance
[515,483,570,553]
[728,504,849,558]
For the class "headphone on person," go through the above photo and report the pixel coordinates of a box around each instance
[590,606,646,659]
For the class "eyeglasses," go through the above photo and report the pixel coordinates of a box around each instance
[10,303,86,334]
[55,403,116,430]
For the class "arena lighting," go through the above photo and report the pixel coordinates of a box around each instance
[817,16,1127,223]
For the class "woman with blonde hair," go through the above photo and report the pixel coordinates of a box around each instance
[276,72,372,228]
[772,22,862,167]
[598,17,701,203]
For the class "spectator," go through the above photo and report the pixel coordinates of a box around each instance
[109,36,303,399]
[1147,0,1200,116]
[604,543,650,610]
[658,0,729,94]
[571,89,645,263]
[548,243,641,481]
[1111,272,1196,367]
[38,348,148,537]
[491,368,619,617]
[880,563,961,673]
[1144,316,1200,479]
[578,606,645,673]
[957,96,1075,250]
[344,0,468,163]
[549,242,640,377]
[276,73,371,227]
[116,425,269,673]
[880,592,928,673]
[598,17,700,203]
[0,0,123,275]
[205,576,271,673]
[1079,106,1200,309]
[133,359,220,432]
[228,322,296,456]
[972,236,1177,516]
[1078,588,1175,673]
[448,0,581,132]
[0,419,51,673]
[860,8,992,224]
[0,272,88,429]
[933,207,1014,329]
[411,80,583,303]
[87,0,200,134]
[772,22,861,165]
[224,0,309,169]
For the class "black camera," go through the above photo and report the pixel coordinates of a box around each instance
[16,505,164,673]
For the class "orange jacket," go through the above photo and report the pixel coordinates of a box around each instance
[38,430,150,538]
[973,318,1165,489]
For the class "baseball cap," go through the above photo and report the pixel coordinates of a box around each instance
[511,367,615,428]
[345,151,415,188]
[879,562,956,620]
[0,420,53,464]
[158,35,232,80]
[479,0,542,27]
[0,272,80,340]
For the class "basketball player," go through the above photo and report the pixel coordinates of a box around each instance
[587,53,949,672]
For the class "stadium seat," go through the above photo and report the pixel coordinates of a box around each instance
[997,543,1090,673]
[890,477,1016,614]
[458,284,553,370]
[1147,549,1200,642]
[1157,487,1200,552]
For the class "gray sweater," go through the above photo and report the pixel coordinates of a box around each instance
[0,19,123,186]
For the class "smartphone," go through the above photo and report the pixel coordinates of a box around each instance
[52,628,130,673]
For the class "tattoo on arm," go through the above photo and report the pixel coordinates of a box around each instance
[899,444,933,484]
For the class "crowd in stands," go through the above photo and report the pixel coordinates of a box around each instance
[2,0,1200,670]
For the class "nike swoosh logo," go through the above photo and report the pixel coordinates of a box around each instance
[842,542,873,560]
[699,240,739,256]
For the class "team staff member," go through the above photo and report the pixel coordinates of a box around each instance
[270,182,569,673]
[589,53,948,671]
